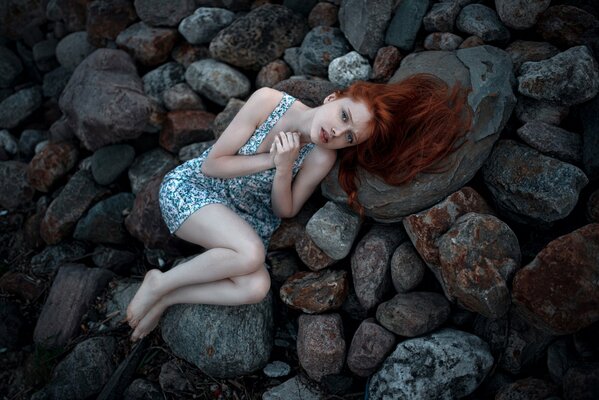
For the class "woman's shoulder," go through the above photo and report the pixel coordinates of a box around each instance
[304,145,337,168]
[248,87,285,105]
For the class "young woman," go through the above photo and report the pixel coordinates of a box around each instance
[125,73,471,341]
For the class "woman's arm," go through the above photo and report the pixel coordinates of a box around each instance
[271,145,337,219]
[201,88,281,178]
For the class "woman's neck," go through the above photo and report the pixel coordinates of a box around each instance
[279,100,316,144]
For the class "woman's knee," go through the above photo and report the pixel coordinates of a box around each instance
[236,240,266,274]
[234,267,271,304]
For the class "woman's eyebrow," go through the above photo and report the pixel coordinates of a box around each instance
[348,107,354,123]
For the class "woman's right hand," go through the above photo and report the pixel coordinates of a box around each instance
[270,131,300,172]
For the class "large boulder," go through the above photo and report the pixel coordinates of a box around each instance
[55,48,153,151]
[322,45,516,221]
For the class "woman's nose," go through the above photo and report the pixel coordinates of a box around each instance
[331,127,341,137]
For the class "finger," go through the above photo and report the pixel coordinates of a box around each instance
[293,132,300,147]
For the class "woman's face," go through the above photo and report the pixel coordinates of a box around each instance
[311,94,373,150]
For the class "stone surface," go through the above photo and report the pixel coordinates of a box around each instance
[115,21,178,66]
[159,110,215,153]
[578,81,599,180]
[495,0,551,30]
[27,141,78,192]
[536,5,599,48]
[0,161,35,210]
[294,230,336,271]
[512,223,599,335]
[456,4,510,43]
[128,148,178,194]
[55,31,96,71]
[370,46,402,83]
[256,60,292,89]
[185,59,251,106]
[423,1,461,32]
[298,26,351,77]
[91,144,136,185]
[0,86,42,129]
[73,193,135,244]
[163,82,205,111]
[279,269,348,313]
[515,95,569,125]
[308,2,338,28]
[328,51,371,87]
[86,0,137,47]
[346,318,395,377]
[516,121,582,164]
[505,40,560,72]
[385,0,430,52]
[0,46,23,88]
[495,377,559,400]
[338,0,394,59]
[178,7,234,45]
[142,61,186,106]
[390,241,426,293]
[424,32,464,51]
[134,0,196,27]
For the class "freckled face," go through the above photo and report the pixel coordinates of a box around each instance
[311,95,373,150]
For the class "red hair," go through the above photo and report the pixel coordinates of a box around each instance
[335,73,473,216]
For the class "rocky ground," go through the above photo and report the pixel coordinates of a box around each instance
[1,0,599,399]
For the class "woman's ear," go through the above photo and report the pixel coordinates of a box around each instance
[323,93,337,104]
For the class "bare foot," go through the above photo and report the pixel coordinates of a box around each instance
[126,269,164,329]
[130,300,167,342]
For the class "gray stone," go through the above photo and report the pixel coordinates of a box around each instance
[424,32,464,50]
[55,31,96,71]
[30,241,88,275]
[209,4,307,71]
[31,336,117,399]
[368,328,494,399]
[580,92,599,180]
[505,40,560,72]
[457,4,510,43]
[161,291,274,378]
[385,0,430,52]
[262,375,324,400]
[482,140,588,224]
[91,144,136,185]
[515,95,569,125]
[163,82,205,111]
[115,21,178,66]
[42,66,72,99]
[283,47,302,75]
[496,0,551,30]
[0,86,42,129]
[518,46,599,107]
[134,0,197,27]
[322,46,515,221]
[74,193,135,244]
[184,59,250,106]
[0,46,23,88]
[178,7,234,45]
[390,241,425,293]
[346,318,396,377]
[298,26,351,77]
[142,62,186,106]
[305,201,361,260]
[328,51,371,87]
[104,280,139,328]
[18,129,47,158]
[263,360,291,378]
[128,148,178,194]
[123,379,163,400]
[0,129,17,155]
[91,245,136,274]
[338,0,394,59]
[178,140,214,162]
[516,120,582,164]
[423,1,461,32]
[0,160,35,210]
[32,38,59,72]
[56,48,153,151]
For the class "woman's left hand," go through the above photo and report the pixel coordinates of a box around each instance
[271,131,300,172]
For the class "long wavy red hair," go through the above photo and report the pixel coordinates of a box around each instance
[335,73,473,216]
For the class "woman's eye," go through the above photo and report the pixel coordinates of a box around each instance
[341,110,348,121]
[346,133,353,144]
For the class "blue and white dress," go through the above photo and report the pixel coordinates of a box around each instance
[159,93,315,249]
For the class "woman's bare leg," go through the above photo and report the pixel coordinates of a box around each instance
[130,265,270,340]
[126,203,269,330]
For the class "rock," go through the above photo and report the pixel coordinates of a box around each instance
[209,4,307,71]
[55,31,96,71]
[161,291,274,378]
[57,48,153,151]
[536,5,599,48]
[298,26,351,77]
[91,144,136,185]
[184,59,250,106]
[32,38,59,72]
[297,313,345,382]
[0,299,24,350]
[274,78,341,108]
[40,169,111,245]
[495,0,550,30]
[370,46,403,83]
[27,141,78,192]
[134,0,197,27]
[562,363,599,400]
[116,21,178,66]
[91,245,136,274]
[0,46,23,88]
[86,0,137,47]
[178,140,214,162]
[437,212,520,319]
[0,86,42,129]
[516,120,582,164]
[212,98,244,138]
[368,328,494,399]
[142,62,186,106]
[0,0,46,41]
[423,1,461,32]
[0,161,35,210]
[171,41,210,68]
[402,187,494,299]
[424,32,464,50]
[124,379,163,400]
[328,51,371,87]
[351,224,404,311]
[30,241,88,275]
[279,269,348,313]
[385,0,430,52]
[294,230,336,271]
[308,2,338,28]
[42,66,72,99]
[518,46,599,107]
[495,377,559,400]
[256,60,292,89]
[346,318,395,377]
[376,291,451,337]
[547,337,580,384]
[159,110,214,153]
[263,361,291,378]
[514,95,569,125]
[73,192,135,244]
[46,0,89,32]
[579,91,599,180]
[322,45,516,221]
[31,336,117,400]
[505,40,559,73]
[457,4,510,43]
[33,264,114,348]
[262,375,324,400]
[512,223,599,335]
[178,7,234,45]
[458,35,485,48]
[482,140,588,224]
[305,201,362,260]
[338,0,394,58]
[128,148,178,194]
[266,250,301,284]
[390,241,426,293]
[163,82,205,111]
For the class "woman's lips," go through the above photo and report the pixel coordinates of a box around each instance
[320,127,329,143]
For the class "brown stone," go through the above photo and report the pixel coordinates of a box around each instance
[159,110,215,153]
[512,223,599,335]
[86,0,137,47]
[371,46,402,83]
[536,5,599,48]
[269,218,303,250]
[116,22,178,66]
[40,169,110,245]
[346,318,395,377]
[171,42,210,68]
[308,2,338,28]
[27,141,78,192]
[279,269,348,313]
[255,60,292,89]
[294,230,336,271]
[0,271,45,303]
[459,35,485,49]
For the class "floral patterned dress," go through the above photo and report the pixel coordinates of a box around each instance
[159,93,315,249]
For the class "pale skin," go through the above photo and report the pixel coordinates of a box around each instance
[125,87,374,341]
